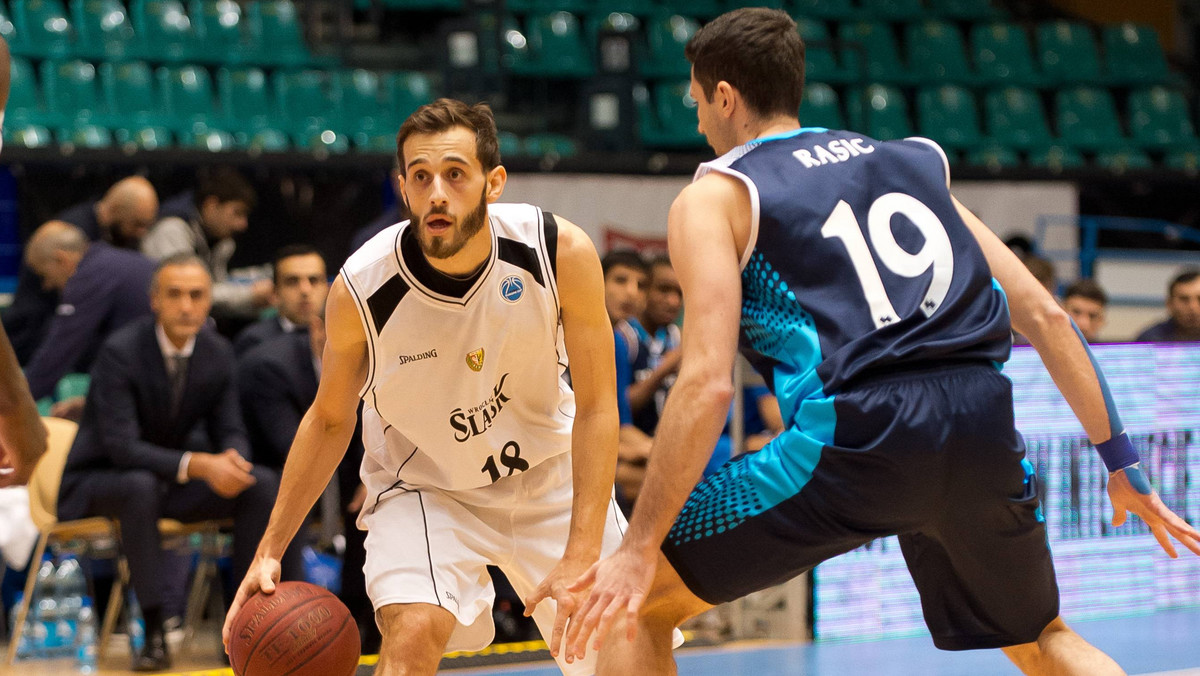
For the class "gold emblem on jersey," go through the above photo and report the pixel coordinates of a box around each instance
[466,348,485,372]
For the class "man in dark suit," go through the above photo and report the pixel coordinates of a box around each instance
[21,222,155,402]
[57,254,302,672]
[233,245,328,356]
[346,158,405,260]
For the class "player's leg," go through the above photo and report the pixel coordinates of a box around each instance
[374,602,456,676]
[1001,617,1124,676]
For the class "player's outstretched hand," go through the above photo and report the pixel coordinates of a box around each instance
[222,555,281,653]
[1109,466,1200,559]
[562,545,655,664]
[523,554,596,661]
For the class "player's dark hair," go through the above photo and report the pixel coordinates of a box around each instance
[1064,279,1107,306]
[396,98,501,177]
[1168,269,1200,296]
[685,8,805,120]
[193,167,257,211]
[272,244,325,285]
[601,249,648,277]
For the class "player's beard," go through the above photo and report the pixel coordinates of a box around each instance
[418,187,489,260]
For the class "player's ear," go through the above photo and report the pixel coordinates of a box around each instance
[485,165,507,203]
[715,81,736,118]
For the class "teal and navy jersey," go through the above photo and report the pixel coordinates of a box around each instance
[695,128,1012,425]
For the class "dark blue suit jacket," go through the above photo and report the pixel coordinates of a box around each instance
[59,317,249,516]
[238,332,318,470]
[24,242,156,399]
[232,317,289,357]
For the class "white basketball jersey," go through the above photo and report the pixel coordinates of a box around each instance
[341,203,575,498]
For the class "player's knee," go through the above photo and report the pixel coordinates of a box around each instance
[376,604,454,647]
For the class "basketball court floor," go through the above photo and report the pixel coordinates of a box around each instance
[5,607,1199,675]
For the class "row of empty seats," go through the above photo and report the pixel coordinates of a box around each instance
[2,0,320,67]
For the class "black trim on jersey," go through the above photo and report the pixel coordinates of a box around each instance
[400,226,485,298]
[417,492,443,608]
[543,212,559,279]
[497,236,545,288]
[366,274,410,334]
[342,270,376,393]
[610,496,626,536]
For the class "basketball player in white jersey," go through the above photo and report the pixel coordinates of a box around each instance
[222,99,633,676]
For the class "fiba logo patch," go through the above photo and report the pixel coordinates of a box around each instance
[499,275,525,304]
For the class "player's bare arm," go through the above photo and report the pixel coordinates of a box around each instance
[0,322,47,487]
[223,276,369,649]
[523,216,621,657]
[565,173,746,660]
[956,197,1200,558]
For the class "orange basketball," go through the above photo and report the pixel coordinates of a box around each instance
[228,581,360,676]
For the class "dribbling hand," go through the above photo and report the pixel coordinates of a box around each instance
[222,556,281,653]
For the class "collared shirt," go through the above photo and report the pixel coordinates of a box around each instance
[156,324,197,483]
[279,316,300,333]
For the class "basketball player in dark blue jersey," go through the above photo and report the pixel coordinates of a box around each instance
[548,8,1200,675]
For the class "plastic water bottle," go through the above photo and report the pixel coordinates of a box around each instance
[127,593,145,654]
[8,593,32,659]
[75,599,98,674]
[33,557,58,658]
[55,556,86,656]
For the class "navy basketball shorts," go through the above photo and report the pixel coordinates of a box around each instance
[661,363,1060,650]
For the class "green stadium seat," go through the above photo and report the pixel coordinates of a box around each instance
[858,0,924,22]
[498,130,522,157]
[56,123,114,149]
[658,0,723,20]
[1128,87,1197,150]
[0,8,16,54]
[217,66,278,143]
[984,86,1052,150]
[337,69,396,148]
[158,64,218,134]
[384,71,434,125]
[790,0,855,21]
[4,122,54,148]
[133,0,197,62]
[11,0,72,59]
[917,85,981,150]
[1027,144,1084,171]
[247,0,312,67]
[926,0,1003,20]
[965,144,1019,170]
[1037,21,1102,85]
[906,20,974,84]
[971,22,1042,86]
[1056,86,1124,151]
[642,15,697,79]
[522,132,578,158]
[40,60,104,126]
[512,12,593,78]
[800,82,844,130]
[54,373,91,402]
[273,69,338,144]
[191,0,249,64]
[845,84,913,140]
[74,0,137,61]
[1164,149,1200,172]
[8,56,57,128]
[113,125,173,149]
[1103,23,1170,85]
[637,81,705,149]
[100,61,169,133]
[178,127,238,151]
[840,21,909,84]
[587,11,641,75]
[798,18,851,84]
[1095,146,1152,172]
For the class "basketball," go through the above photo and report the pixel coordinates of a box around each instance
[227,581,360,676]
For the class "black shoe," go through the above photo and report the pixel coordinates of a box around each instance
[131,627,171,672]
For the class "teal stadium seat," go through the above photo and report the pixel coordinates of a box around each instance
[790,0,855,21]
[498,130,522,158]
[658,0,723,20]
[514,12,593,78]
[1103,23,1170,85]
[926,0,1003,20]
[1095,146,1152,172]
[1128,87,1197,150]
[984,86,1052,150]
[178,127,237,151]
[858,0,925,22]
[972,23,1042,86]
[11,0,72,59]
[966,144,1019,170]
[74,0,137,61]
[337,69,394,150]
[247,0,312,67]
[840,21,909,84]
[0,7,16,50]
[191,0,249,64]
[522,132,578,159]
[273,69,348,153]
[100,61,173,147]
[1027,144,1084,171]
[7,56,60,139]
[637,81,705,149]
[1056,86,1124,151]
[40,60,103,126]
[56,123,113,148]
[1037,21,1102,85]
[906,20,974,84]
[1164,149,1200,172]
[917,85,982,151]
[217,66,287,149]
[797,18,851,84]
[384,71,433,125]
[846,84,913,140]
[801,83,844,130]
[133,0,196,63]
[158,64,220,135]
[642,15,697,79]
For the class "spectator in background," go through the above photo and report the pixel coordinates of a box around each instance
[56,255,302,672]
[348,157,406,257]
[233,245,328,356]
[1003,234,1035,261]
[142,168,272,322]
[1136,269,1200,342]
[21,222,155,407]
[705,384,784,478]
[601,250,652,508]
[629,255,682,435]
[1023,255,1057,295]
[3,176,159,363]
[1062,279,1109,343]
